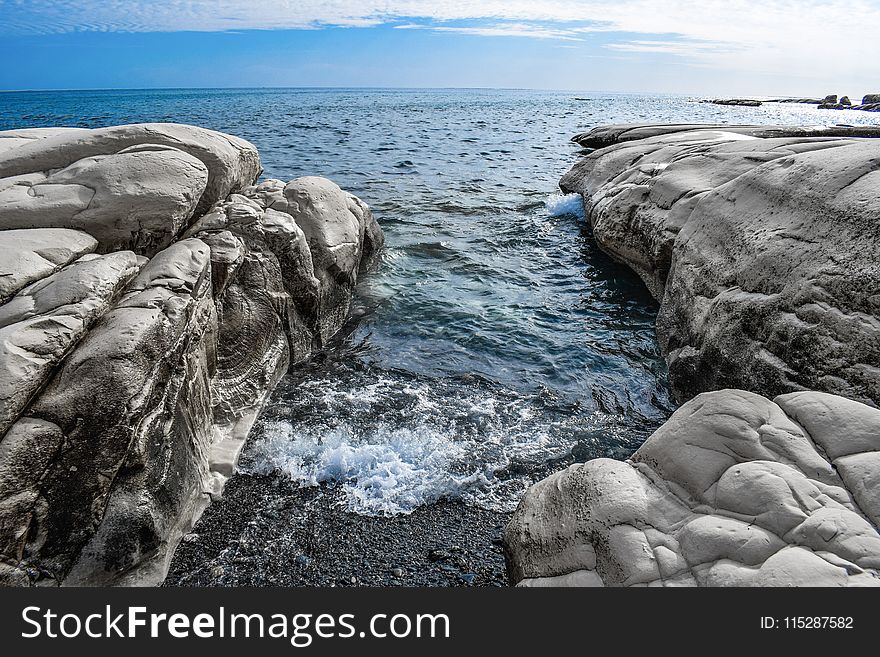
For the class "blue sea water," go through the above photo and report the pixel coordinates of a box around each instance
[4,89,879,514]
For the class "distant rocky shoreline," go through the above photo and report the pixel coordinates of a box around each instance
[704,93,880,112]
[504,122,880,587]
[0,124,382,586]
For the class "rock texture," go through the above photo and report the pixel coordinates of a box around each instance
[561,123,880,406]
[0,124,382,586]
[703,98,762,107]
[505,389,880,587]
[0,124,262,255]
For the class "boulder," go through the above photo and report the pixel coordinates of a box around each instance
[560,124,880,406]
[0,144,209,255]
[0,123,262,217]
[841,96,852,106]
[505,389,880,587]
[863,94,880,105]
[0,228,98,303]
[0,250,141,437]
[703,99,762,107]
[823,94,839,104]
[0,128,88,156]
[769,98,823,104]
[0,240,215,585]
[0,124,383,586]
[570,123,880,150]
[283,176,384,343]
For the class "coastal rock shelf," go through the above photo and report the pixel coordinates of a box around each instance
[700,94,880,112]
[504,122,880,588]
[562,123,880,406]
[0,123,382,586]
[506,389,880,587]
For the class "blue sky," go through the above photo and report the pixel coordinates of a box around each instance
[1,1,878,95]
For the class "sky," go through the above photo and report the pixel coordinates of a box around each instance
[1,1,878,95]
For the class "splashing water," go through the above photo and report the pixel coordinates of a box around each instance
[7,89,872,517]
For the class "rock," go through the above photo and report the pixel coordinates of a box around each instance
[283,176,384,344]
[505,389,880,587]
[570,123,880,150]
[863,94,880,105]
[0,228,98,303]
[0,123,262,218]
[0,143,209,255]
[182,178,382,495]
[560,124,880,406]
[0,250,141,437]
[840,96,852,106]
[769,98,823,104]
[0,128,88,155]
[823,94,839,104]
[1,239,215,585]
[0,124,383,586]
[703,99,762,107]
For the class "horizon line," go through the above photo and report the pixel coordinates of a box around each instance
[0,84,823,98]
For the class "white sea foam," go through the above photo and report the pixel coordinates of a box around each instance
[247,421,496,515]
[544,192,585,218]
[241,374,612,516]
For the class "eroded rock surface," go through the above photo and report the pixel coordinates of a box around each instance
[0,124,262,255]
[561,123,880,406]
[0,124,382,586]
[505,390,880,587]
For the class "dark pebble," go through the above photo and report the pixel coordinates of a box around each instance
[164,474,510,587]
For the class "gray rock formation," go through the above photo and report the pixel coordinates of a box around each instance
[0,124,262,255]
[571,123,880,150]
[0,228,98,303]
[0,124,382,586]
[560,123,880,406]
[505,389,880,587]
[703,98,762,107]
[769,98,823,104]
[864,94,880,105]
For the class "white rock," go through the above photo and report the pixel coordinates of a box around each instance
[0,251,140,436]
[560,124,880,406]
[0,144,208,255]
[0,228,98,302]
[505,389,880,587]
[0,123,262,216]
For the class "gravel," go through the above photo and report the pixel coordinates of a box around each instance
[164,473,511,587]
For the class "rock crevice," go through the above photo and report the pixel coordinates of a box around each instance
[561,123,880,406]
[505,122,880,588]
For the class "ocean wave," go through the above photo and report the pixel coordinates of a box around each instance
[246,422,496,516]
[240,370,632,516]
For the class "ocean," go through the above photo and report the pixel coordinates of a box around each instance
[4,89,879,584]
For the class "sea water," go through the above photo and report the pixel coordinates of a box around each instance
[4,89,879,515]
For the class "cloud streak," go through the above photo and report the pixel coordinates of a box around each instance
[1,1,878,85]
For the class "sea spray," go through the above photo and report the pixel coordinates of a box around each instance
[545,192,585,218]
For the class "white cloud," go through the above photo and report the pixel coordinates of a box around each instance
[395,22,584,41]
[1,1,878,85]
[606,39,738,56]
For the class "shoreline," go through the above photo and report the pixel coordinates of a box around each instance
[2,111,879,588]
[165,475,510,588]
